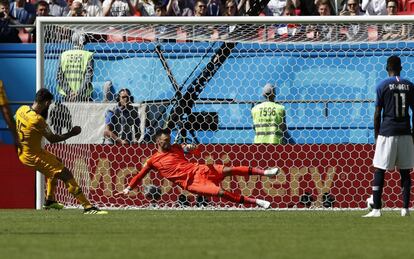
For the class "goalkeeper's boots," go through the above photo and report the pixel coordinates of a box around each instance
[264,168,279,177]
[83,206,108,215]
[362,209,381,218]
[256,199,271,209]
[43,200,64,210]
[401,208,410,217]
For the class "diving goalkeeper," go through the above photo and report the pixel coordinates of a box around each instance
[117,128,279,208]
[15,88,107,214]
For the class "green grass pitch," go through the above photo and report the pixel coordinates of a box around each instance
[0,209,413,259]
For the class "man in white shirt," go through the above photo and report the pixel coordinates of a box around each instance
[82,0,103,16]
[361,0,387,15]
[103,0,134,16]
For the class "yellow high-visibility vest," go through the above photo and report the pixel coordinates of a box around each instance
[58,49,93,97]
[251,101,285,144]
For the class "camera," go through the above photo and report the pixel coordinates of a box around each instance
[0,12,5,19]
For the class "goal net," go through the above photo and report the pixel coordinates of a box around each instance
[37,16,414,209]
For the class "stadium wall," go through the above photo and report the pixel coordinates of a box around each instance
[0,145,35,208]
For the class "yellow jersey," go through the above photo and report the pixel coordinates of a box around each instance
[0,80,8,106]
[15,105,48,156]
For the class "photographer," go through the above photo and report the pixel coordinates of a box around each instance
[103,88,144,145]
[0,0,22,43]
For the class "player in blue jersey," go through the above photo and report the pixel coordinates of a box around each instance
[363,56,414,217]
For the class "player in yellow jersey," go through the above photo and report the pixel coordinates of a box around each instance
[0,80,19,151]
[15,88,107,214]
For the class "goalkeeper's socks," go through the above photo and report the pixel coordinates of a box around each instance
[222,191,256,205]
[230,166,265,176]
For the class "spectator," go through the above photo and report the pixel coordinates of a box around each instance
[314,0,337,14]
[46,0,69,16]
[36,0,50,17]
[56,32,94,102]
[103,88,144,144]
[267,0,287,16]
[339,0,362,15]
[68,0,86,16]
[316,0,332,15]
[223,0,239,16]
[297,0,317,15]
[193,0,207,16]
[154,2,167,16]
[153,4,175,41]
[251,83,288,144]
[276,4,302,39]
[9,0,36,24]
[0,0,21,43]
[361,0,387,15]
[288,0,302,15]
[236,0,252,15]
[136,0,155,16]
[103,0,135,16]
[339,0,367,41]
[207,0,222,16]
[154,3,179,41]
[306,0,337,41]
[80,0,103,16]
[166,0,194,16]
[30,0,50,43]
[381,0,408,40]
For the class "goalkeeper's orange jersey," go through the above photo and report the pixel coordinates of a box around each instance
[0,80,8,106]
[129,144,199,189]
[15,105,48,156]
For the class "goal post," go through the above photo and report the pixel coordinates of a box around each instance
[36,16,414,210]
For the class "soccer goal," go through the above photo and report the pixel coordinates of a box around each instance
[36,15,414,210]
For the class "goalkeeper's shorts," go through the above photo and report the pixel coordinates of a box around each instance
[186,164,224,196]
[19,150,64,178]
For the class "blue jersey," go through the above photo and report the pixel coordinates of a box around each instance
[375,76,414,136]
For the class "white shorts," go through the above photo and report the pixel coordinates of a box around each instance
[373,135,414,170]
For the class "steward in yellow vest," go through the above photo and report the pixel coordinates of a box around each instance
[251,83,287,144]
[57,33,94,102]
